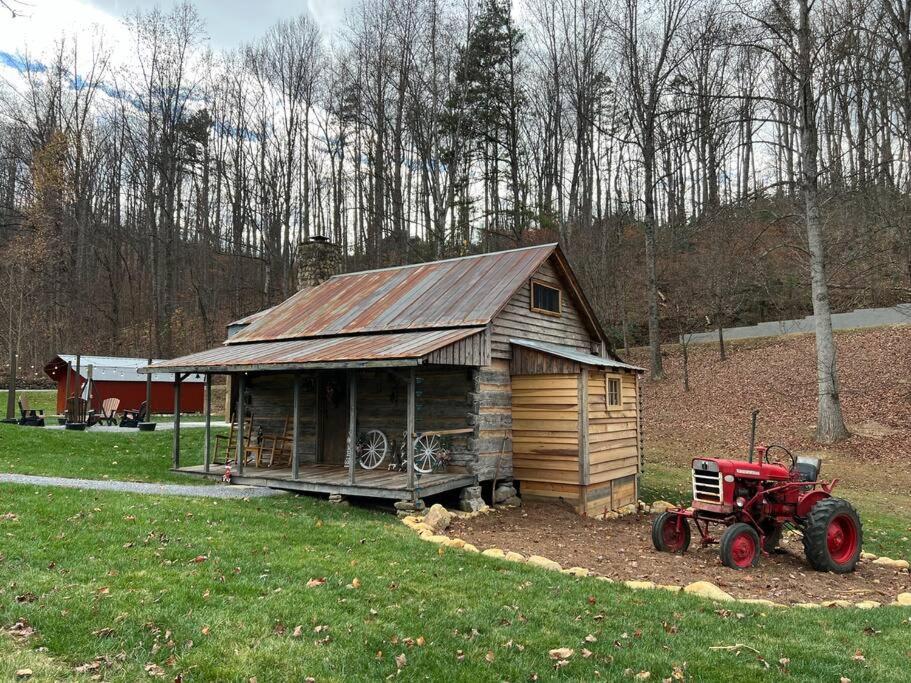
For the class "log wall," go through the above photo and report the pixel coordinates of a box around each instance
[469,358,513,481]
[243,367,474,470]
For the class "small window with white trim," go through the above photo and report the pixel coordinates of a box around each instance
[607,376,621,407]
[530,280,561,315]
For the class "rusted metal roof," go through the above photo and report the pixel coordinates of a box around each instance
[144,328,485,373]
[510,338,644,372]
[226,305,277,329]
[228,244,557,344]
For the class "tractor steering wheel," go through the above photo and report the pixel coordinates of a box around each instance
[764,444,797,471]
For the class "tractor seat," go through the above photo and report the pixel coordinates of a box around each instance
[794,455,821,483]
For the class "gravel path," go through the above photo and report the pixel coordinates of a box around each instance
[0,472,285,498]
[43,421,230,432]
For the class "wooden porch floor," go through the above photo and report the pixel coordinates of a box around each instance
[175,463,475,500]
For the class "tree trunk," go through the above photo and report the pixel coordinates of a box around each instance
[797,0,849,443]
[643,129,664,380]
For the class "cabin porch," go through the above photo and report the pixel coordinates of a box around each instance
[165,362,481,505]
[174,462,475,500]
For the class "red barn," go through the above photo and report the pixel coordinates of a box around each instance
[44,355,205,415]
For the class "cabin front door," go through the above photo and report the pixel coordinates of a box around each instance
[319,370,348,465]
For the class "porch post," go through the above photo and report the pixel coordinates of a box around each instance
[146,357,153,417]
[203,373,212,473]
[292,374,301,480]
[172,373,183,469]
[347,370,357,485]
[63,360,71,417]
[407,366,416,501]
[236,374,246,475]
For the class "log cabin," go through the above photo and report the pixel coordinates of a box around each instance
[144,240,643,515]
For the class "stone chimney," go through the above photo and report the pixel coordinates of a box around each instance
[297,234,342,289]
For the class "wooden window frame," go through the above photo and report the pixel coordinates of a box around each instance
[606,374,622,408]
[529,279,562,317]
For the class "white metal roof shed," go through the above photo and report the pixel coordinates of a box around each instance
[48,355,205,384]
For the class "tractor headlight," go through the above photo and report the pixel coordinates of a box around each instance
[724,475,734,483]
[735,496,746,508]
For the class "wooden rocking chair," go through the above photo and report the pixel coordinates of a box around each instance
[256,416,293,468]
[213,415,255,466]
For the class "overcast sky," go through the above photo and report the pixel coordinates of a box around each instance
[1,0,354,57]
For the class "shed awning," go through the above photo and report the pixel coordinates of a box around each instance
[142,328,486,374]
[510,338,644,372]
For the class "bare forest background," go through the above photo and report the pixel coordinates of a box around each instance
[1,0,910,389]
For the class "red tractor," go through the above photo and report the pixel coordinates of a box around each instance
[651,413,862,572]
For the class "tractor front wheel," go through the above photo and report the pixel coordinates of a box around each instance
[720,523,761,569]
[651,512,691,553]
[803,497,862,573]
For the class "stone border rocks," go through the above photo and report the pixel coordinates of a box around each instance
[399,504,911,610]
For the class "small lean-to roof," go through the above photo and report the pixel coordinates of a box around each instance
[44,355,205,383]
[144,328,485,373]
[226,305,277,329]
[510,338,644,373]
[228,244,559,344]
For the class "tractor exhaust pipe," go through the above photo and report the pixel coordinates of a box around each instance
[748,409,760,463]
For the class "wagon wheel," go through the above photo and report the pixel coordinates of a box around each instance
[413,434,443,474]
[358,429,389,470]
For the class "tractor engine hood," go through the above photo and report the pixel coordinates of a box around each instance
[692,457,791,481]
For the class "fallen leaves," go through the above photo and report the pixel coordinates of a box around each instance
[395,653,407,670]
[14,669,32,679]
[548,648,574,660]
[306,577,326,588]
[92,627,115,638]
[144,663,165,677]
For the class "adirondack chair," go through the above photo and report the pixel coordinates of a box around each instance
[17,395,45,427]
[65,396,89,430]
[120,401,147,428]
[97,398,121,426]
[213,415,255,466]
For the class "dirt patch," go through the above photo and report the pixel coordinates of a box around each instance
[449,501,911,605]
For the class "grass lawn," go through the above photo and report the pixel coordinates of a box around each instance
[0,390,57,417]
[2,484,910,682]
[0,423,224,484]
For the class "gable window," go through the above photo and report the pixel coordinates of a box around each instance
[607,376,621,407]
[530,280,561,315]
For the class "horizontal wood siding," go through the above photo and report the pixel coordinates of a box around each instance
[586,368,642,490]
[511,374,580,486]
[490,257,595,359]
[511,366,643,515]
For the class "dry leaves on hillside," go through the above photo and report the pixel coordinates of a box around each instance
[628,327,911,464]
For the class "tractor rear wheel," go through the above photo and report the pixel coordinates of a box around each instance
[651,512,691,553]
[720,523,761,569]
[803,497,862,573]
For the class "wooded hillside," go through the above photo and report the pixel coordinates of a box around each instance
[629,326,911,464]
[1,0,909,375]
